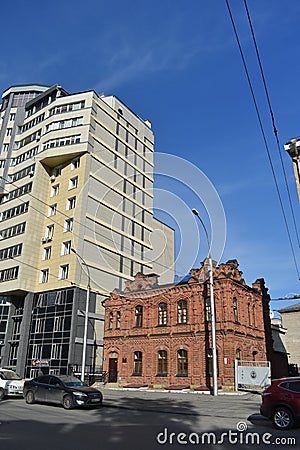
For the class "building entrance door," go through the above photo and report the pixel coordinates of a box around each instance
[108,358,118,382]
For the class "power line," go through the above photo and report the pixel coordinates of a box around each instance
[225,0,300,280]
[243,0,300,247]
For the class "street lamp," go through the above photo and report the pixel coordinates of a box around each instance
[192,208,218,396]
[71,247,91,382]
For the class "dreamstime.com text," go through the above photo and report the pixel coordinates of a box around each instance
[156,422,297,446]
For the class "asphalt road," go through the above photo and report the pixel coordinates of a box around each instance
[0,389,299,450]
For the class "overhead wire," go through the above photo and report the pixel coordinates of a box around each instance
[243,0,300,247]
[225,0,300,280]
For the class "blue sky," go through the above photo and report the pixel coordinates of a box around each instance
[2,0,300,310]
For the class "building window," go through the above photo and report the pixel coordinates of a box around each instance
[177,300,187,324]
[59,264,69,280]
[51,343,62,360]
[205,297,211,322]
[0,243,22,261]
[68,176,78,190]
[177,349,188,376]
[233,297,238,322]
[108,312,113,330]
[66,196,76,210]
[48,204,57,217]
[61,241,71,256]
[116,311,121,329]
[39,269,49,283]
[45,224,54,240]
[133,351,142,375]
[8,343,18,365]
[134,305,143,328]
[0,266,19,282]
[252,304,256,327]
[236,348,241,361]
[64,218,73,232]
[42,246,52,260]
[248,303,251,325]
[51,184,59,197]
[6,128,12,136]
[71,157,80,170]
[158,302,167,325]
[53,316,64,332]
[157,350,168,376]
[9,113,16,121]
[206,348,219,377]
[53,165,62,177]
[35,318,44,333]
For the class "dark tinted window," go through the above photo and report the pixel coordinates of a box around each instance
[288,381,300,393]
[36,375,50,384]
[49,376,62,386]
[279,382,290,390]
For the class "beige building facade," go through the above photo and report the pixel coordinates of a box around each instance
[0,84,174,378]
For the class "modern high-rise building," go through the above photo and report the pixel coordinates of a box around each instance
[0,84,174,378]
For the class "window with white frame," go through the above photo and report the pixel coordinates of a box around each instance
[66,196,76,210]
[61,241,71,256]
[39,269,49,283]
[42,246,52,260]
[51,343,62,359]
[48,204,57,217]
[35,318,44,333]
[59,264,69,280]
[64,218,73,232]
[71,157,80,170]
[6,128,12,136]
[53,165,62,177]
[32,344,42,359]
[51,184,60,197]
[68,176,78,190]
[45,224,54,239]
[53,316,64,332]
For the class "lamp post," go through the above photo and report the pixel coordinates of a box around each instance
[71,247,91,382]
[192,208,218,396]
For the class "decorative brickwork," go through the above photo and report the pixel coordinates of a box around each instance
[103,260,270,390]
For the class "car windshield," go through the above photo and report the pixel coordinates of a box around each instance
[59,375,85,387]
[0,370,21,380]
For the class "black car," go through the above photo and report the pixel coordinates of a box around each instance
[23,374,103,409]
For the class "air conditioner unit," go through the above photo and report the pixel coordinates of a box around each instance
[50,175,56,182]
[41,237,47,243]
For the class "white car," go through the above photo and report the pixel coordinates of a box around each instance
[0,368,25,400]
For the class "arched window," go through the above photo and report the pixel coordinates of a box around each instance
[116,311,121,329]
[177,349,188,376]
[157,350,168,375]
[248,303,251,325]
[158,302,167,325]
[134,305,143,328]
[177,300,187,324]
[133,351,142,375]
[205,297,211,322]
[108,312,113,329]
[233,297,238,322]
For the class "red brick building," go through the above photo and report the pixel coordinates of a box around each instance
[103,259,271,390]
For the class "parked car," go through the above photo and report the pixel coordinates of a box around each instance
[23,374,103,409]
[260,377,300,430]
[0,368,25,400]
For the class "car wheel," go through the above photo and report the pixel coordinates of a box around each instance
[25,391,35,404]
[272,407,294,430]
[0,388,5,401]
[62,395,75,410]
